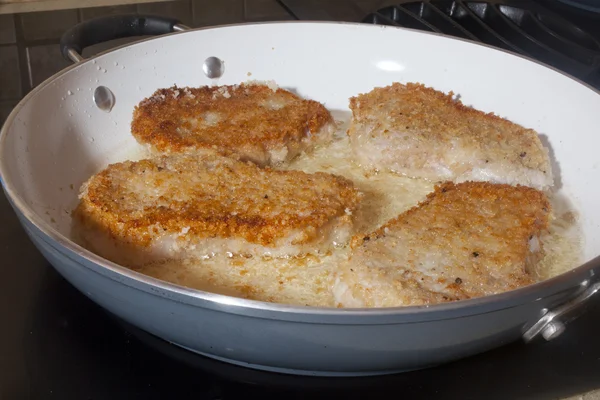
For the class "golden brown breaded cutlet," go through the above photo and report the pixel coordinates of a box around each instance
[347,82,553,190]
[333,181,550,308]
[72,149,362,268]
[131,82,335,166]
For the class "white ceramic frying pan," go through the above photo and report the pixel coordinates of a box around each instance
[1,15,600,376]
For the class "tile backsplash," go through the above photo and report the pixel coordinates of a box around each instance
[20,9,79,41]
[0,14,16,44]
[192,0,245,26]
[0,0,300,124]
[26,44,71,87]
[0,46,21,100]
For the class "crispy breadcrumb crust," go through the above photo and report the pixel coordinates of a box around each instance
[348,82,552,187]
[337,181,551,307]
[74,150,362,249]
[131,82,334,165]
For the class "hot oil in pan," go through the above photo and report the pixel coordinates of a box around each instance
[536,195,583,280]
[132,116,583,307]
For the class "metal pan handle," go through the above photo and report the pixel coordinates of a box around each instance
[60,14,190,63]
[523,274,600,343]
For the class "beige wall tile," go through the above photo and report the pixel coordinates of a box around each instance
[19,9,79,41]
[27,44,70,88]
[0,14,16,44]
[353,0,385,14]
[81,4,138,21]
[276,0,365,21]
[138,0,193,26]
[192,0,244,27]
[244,0,293,21]
[0,46,21,100]
[0,100,18,125]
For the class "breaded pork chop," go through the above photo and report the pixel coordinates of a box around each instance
[333,181,550,308]
[131,82,335,166]
[72,150,362,268]
[348,83,553,190]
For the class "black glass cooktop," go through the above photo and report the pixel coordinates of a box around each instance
[3,1,600,399]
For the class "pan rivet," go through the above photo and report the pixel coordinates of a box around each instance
[541,321,566,341]
[93,86,115,112]
[203,56,225,79]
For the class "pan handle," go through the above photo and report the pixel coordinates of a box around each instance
[523,274,600,343]
[60,14,190,63]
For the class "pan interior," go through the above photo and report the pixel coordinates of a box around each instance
[1,22,598,307]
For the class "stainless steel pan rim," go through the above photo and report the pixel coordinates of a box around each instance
[1,20,599,321]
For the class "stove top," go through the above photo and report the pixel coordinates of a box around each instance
[3,1,600,399]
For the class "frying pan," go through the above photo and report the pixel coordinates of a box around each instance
[1,15,600,376]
